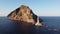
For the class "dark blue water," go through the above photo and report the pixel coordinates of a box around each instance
[0,16,60,34]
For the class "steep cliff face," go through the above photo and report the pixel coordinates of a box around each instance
[7,5,42,25]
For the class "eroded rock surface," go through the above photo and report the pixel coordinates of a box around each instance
[7,5,42,25]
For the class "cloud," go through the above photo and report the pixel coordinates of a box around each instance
[0,12,6,16]
[0,12,3,16]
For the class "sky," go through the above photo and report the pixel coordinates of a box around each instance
[0,0,60,16]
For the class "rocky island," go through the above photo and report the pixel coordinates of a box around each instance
[7,5,42,26]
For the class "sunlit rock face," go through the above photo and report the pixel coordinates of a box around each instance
[7,5,42,25]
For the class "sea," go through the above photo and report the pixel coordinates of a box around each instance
[0,16,60,34]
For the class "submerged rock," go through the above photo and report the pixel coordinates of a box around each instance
[7,5,42,26]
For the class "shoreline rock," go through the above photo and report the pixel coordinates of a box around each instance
[7,5,42,26]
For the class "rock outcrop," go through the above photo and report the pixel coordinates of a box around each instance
[7,5,42,26]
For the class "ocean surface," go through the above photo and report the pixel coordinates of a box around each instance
[0,16,60,34]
